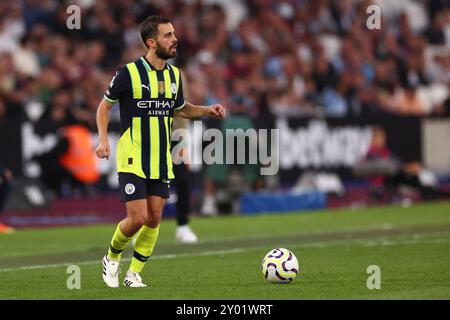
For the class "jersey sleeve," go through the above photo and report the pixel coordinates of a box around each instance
[104,66,129,103]
[174,74,185,111]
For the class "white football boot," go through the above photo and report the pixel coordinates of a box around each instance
[102,255,120,288]
[123,270,147,287]
[175,225,199,244]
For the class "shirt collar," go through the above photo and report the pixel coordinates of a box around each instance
[141,56,168,71]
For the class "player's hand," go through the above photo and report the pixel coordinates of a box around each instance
[96,140,110,160]
[207,104,226,119]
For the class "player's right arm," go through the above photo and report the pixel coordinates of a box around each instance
[96,67,127,160]
[96,99,113,160]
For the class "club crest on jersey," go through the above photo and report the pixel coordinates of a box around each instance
[158,81,165,95]
[171,83,177,94]
[125,183,135,195]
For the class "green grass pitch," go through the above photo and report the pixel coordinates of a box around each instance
[0,201,449,299]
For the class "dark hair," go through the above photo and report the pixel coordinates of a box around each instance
[140,15,171,48]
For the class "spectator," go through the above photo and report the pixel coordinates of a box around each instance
[33,124,100,197]
[12,34,41,77]
[354,126,450,203]
[390,83,427,116]
[0,165,14,234]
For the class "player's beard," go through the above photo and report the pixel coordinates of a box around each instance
[155,41,176,60]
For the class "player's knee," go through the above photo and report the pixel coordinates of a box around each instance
[145,216,161,228]
[145,211,162,228]
[129,211,147,227]
[145,220,160,229]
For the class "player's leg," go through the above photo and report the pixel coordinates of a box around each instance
[108,199,147,259]
[124,180,169,287]
[102,173,148,288]
[173,163,198,243]
[103,199,148,288]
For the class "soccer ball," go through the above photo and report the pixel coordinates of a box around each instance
[261,248,299,283]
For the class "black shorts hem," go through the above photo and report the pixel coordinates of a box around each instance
[118,173,170,202]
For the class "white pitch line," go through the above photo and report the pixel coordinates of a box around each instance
[0,237,448,273]
[0,248,247,273]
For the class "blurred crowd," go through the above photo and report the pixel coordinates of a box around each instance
[0,0,450,130]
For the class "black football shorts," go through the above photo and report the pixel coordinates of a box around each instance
[118,173,170,202]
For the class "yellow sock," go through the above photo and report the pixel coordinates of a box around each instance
[107,222,133,261]
[129,225,159,273]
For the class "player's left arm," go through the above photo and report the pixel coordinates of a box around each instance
[174,101,226,119]
[173,71,226,119]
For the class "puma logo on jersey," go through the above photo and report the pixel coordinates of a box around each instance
[141,84,151,92]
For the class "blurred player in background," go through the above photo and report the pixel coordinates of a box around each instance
[201,94,261,216]
[172,116,198,244]
[96,16,225,288]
